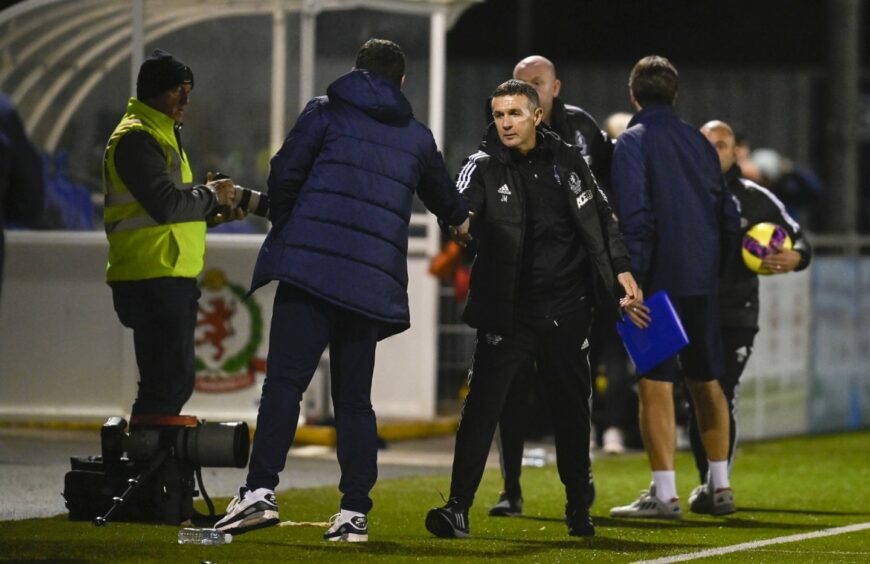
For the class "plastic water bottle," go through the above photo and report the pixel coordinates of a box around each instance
[177,528,232,545]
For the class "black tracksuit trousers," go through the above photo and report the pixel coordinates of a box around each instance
[111,277,200,416]
[449,303,593,509]
[685,325,758,483]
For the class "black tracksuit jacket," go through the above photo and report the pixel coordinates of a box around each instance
[456,126,631,335]
[720,164,812,328]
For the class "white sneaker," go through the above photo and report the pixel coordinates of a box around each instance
[324,512,368,542]
[602,427,626,455]
[214,487,280,535]
[609,484,683,520]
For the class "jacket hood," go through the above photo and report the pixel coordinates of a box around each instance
[327,69,412,124]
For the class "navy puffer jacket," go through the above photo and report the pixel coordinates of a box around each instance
[251,70,467,338]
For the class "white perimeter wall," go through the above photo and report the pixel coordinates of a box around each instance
[0,221,439,425]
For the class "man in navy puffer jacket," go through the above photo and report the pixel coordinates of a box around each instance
[216,39,469,542]
[609,56,741,521]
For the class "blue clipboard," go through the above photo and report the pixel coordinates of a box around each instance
[615,290,689,374]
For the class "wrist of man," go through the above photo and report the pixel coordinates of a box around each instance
[612,257,632,275]
[201,183,219,204]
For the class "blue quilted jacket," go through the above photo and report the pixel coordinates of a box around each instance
[611,105,740,297]
[251,70,467,338]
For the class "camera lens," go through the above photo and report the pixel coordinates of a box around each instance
[234,186,270,217]
[175,421,250,468]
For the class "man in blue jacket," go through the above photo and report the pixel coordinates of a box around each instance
[608,56,740,519]
[216,39,469,542]
[0,92,44,301]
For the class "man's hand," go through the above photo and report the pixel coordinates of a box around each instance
[449,211,475,246]
[761,242,801,274]
[206,171,236,207]
[206,171,243,223]
[617,271,650,329]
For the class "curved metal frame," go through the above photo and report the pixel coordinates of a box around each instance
[1,0,479,153]
[7,6,126,83]
[0,0,105,52]
[45,5,264,150]
[12,9,131,105]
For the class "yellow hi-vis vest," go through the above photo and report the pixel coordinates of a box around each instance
[103,98,206,282]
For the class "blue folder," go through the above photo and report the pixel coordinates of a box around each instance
[615,290,689,374]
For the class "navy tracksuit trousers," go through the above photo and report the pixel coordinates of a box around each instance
[246,283,380,514]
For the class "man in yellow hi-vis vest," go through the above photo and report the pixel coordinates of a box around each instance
[103,49,239,416]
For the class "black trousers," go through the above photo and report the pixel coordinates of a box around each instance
[247,284,380,514]
[450,303,593,508]
[685,325,758,483]
[111,277,200,416]
[589,307,635,433]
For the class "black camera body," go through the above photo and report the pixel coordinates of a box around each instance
[63,416,249,525]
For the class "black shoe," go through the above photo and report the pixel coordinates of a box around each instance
[488,491,523,517]
[566,505,595,537]
[425,499,470,538]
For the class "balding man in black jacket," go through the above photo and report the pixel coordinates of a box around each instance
[684,119,812,514]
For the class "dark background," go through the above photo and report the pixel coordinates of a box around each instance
[448,0,869,65]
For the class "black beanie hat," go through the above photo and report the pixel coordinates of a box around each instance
[136,49,194,100]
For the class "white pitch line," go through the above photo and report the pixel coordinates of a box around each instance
[632,522,870,564]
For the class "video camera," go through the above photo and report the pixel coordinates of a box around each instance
[63,415,250,526]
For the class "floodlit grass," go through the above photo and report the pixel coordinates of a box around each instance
[1,431,868,563]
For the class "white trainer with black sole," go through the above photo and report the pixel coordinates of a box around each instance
[214,487,280,535]
[323,513,368,542]
[689,483,736,515]
[609,484,683,520]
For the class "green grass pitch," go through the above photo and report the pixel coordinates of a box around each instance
[1,431,867,563]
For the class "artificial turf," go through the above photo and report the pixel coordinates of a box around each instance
[1,431,867,563]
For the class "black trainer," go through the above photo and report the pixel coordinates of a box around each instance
[425,499,470,538]
[488,491,523,517]
[565,503,595,537]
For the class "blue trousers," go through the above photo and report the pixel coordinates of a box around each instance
[247,283,380,514]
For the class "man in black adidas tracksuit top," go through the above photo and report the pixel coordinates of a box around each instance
[425,80,642,539]
[489,56,620,518]
[684,121,812,509]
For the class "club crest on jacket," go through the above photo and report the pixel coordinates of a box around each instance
[567,171,584,195]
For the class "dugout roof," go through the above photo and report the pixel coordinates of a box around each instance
[0,0,481,152]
